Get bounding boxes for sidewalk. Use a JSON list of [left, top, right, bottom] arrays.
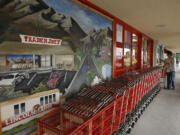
[[130, 67, 180, 135]]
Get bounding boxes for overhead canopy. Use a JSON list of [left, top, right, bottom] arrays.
[[88, 0, 180, 53], [0, 41, 74, 55]]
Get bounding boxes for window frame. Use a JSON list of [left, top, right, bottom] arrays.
[[53, 94, 56, 102], [40, 97, 44, 106], [142, 37, 152, 68], [49, 95, 52, 104], [132, 33, 138, 67], [123, 29, 132, 71], [20, 102, 26, 113], [14, 104, 19, 115], [45, 96, 48, 105]]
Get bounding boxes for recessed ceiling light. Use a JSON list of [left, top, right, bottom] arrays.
[[156, 24, 166, 28]]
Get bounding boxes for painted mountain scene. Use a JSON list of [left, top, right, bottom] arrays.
[[0, 0, 113, 98]]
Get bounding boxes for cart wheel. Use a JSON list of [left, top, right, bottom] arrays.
[[135, 117, 138, 122], [131, 122, 135, 128], [126, 127, 131, 134]]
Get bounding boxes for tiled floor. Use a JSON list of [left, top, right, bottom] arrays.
[[131, 67, 180, 135]]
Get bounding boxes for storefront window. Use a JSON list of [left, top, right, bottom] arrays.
[[156, 45, 163, 65], [143, 39, 148, 66], [6, 54, 40, 69], [147, 41, 151, 67], [7, 55, 23, 66], [41, 55, 51, 67], [124, 30, 132, 44], [124, 44, 131, 68], [24, 55, 33, 64], [142, 38, 151, 68], [124, 30, 132, 68], [132, 34, 138, 66]]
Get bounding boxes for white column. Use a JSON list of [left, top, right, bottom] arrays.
[[52, 55, 56, 68]]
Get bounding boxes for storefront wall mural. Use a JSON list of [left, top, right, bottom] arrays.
[[0, 0, 112, 134]]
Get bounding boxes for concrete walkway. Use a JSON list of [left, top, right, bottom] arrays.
[[130, 67, 180, 135]]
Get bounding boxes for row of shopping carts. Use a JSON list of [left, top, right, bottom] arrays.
[[38, 67, 162, 135]]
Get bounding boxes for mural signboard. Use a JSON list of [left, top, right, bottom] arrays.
[[19, 34, 62, 46], [0, 0, 113, 134]]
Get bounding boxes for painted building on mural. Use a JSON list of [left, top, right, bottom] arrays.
[[0, 89, 60, 134], [0, 39, 75, 71]]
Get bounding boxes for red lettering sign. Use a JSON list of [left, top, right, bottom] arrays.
[[19, 34, 62, 46], [2, 104, 54, 128]]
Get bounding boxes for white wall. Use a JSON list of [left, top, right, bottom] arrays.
[[1, 91, 60, 132], [55, 55, 74, 70]]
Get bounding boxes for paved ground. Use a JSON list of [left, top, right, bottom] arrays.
[[131, 67, 180, 135]]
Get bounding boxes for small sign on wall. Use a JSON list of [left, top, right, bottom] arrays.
[[116, 24, 123, 43], [116, 47, 123, 59], [116, 47, 123, 68], [19, 34, 62, 46]]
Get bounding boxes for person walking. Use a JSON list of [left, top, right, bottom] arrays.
[[170, 53, 176, 90], [163, 51, 172, 90]]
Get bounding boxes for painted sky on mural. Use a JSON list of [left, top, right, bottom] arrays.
[[7, 55, 39, 59], [43, 0, 112, 33]]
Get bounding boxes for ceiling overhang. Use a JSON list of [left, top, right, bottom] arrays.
[[87, 0, 180, 53]]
